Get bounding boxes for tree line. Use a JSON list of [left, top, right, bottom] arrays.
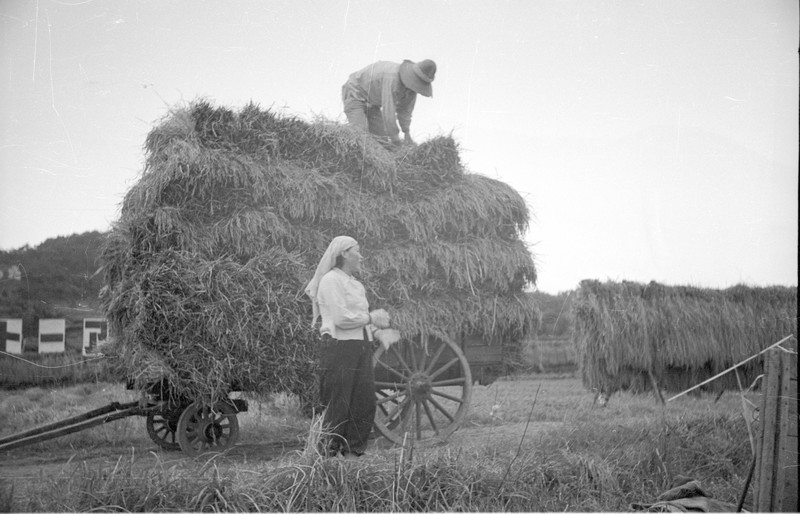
[[0, 231, 106, 336]]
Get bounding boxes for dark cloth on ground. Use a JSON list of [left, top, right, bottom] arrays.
[[631, 479, 743, 512]]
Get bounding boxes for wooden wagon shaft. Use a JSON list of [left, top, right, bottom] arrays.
[[0, 401, 146, 452]]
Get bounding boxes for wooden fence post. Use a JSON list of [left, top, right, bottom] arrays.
[[753, 339, 798, 512]]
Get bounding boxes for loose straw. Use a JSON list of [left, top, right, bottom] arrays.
[[667, 335, 795, 402]]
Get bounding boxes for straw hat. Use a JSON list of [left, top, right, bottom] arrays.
[[399, 59, 436, 97]]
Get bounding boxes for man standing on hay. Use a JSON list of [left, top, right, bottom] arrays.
[[342, 59, 436, 147]]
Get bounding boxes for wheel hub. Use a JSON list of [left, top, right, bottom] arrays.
[[198, 418, 224, 442], [408, 372, 432, 399]]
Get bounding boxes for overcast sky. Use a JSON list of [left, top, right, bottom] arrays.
[[1, 0, 797, 293]]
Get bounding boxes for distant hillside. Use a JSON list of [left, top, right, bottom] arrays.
[[0, 231, 107, 334]]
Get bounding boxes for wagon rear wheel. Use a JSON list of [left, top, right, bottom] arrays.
[[176, 401, 240, 456], [373, 334, 472, 447]]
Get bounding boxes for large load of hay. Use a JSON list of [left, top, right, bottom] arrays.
[[573, 280, 797, 397], [100, 100, 538, 404]]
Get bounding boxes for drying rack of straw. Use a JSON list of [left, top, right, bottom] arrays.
[[573, 279, 796, 402]]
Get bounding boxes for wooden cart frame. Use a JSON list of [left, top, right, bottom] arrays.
[[0, 378, 247, 457]]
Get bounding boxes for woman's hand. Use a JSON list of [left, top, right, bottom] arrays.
[[374, 328, 401, 350], [369, 308, 391, 329]]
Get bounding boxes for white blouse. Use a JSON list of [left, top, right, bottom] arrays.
[[316, 268, 373, 341]]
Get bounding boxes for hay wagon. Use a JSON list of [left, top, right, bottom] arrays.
[[78, 101, 539, 456]]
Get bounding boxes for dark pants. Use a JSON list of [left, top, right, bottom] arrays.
[[318, 337, 376, 454]]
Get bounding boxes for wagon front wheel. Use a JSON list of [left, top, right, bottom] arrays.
[[373, 334, 472, 447], [176, 401, 240, 456], [146, 410, 182, 451]]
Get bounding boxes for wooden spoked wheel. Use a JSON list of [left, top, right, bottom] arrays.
[[176, 401, 240, 456], [146, 410, 182, 451], [373, 334, 472, 447]]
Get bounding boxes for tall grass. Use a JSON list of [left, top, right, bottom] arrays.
[[7, 414, 749, 512], [2, 376, 753, 512]]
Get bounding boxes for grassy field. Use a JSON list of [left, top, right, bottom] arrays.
[[0, 372, 754, 512]]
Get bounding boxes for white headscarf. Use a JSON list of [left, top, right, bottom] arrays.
[[305, 235, 358, 326]]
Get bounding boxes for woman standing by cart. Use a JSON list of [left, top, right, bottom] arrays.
[[305, 236, 390, 458]]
